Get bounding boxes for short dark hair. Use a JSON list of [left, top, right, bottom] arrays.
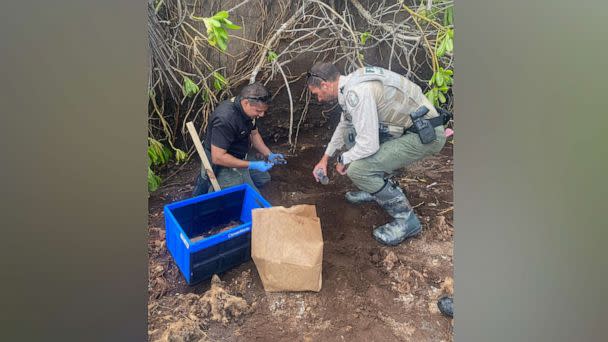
[[239, 82, 271, 105], [306, 62, 340, 87]]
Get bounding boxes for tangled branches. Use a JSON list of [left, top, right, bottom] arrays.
[[148, 0, 454, 157]]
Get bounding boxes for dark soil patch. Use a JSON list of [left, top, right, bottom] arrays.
[[148, 126, 454, 341]]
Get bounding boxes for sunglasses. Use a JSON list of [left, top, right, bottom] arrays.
[[306, 71, 327, 82], [245, 94, 271, 104]]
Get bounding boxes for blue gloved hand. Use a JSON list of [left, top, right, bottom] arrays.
[[248, 161, 274, 172], [268, 152, 287, 165]]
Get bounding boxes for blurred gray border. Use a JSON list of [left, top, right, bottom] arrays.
[[1, 1, 607, 341], [0, 2, 147, 340], [456, 0, 606, 341]]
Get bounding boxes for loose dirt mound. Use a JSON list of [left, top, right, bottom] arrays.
[[149, 274, 252, 341], [200, 275, 250, 323], [157, 319, 207, 342]]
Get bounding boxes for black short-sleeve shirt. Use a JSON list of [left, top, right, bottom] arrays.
[[203, 96, 256, 160]]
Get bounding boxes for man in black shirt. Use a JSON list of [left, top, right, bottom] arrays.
[[192, 83, 285, 195]]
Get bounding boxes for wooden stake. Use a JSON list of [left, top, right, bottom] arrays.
[[186, 121, 221, 192]]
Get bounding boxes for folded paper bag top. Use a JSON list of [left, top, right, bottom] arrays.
[[251, 205, 323, 292]]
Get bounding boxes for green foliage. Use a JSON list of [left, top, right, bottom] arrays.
[[436, 28, 454, 57], [360, 32, 370, 45], [212, 72, 227, 91], [147, 138, 187, 192], [148, 138, 173, 166], [175, 149, 187, 163], [426, 67, 453, 106], [148, 166, 162, 192], [443, 6, 454, 26], [196, 10, 242, 51], [182, 76, 199, 98], [429, 67, 453, 87], [423, 3, 454, 108], [267, 50, 278, 62], [201, 89, 210, 103]]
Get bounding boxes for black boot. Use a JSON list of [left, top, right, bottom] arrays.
[[345, 191, 375, 204], [192, 173, 210, 197], [372, 181, 421, 246]]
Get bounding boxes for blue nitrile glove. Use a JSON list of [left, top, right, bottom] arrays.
[[268, 152, 287, 165], [248, 161, 274, 172]]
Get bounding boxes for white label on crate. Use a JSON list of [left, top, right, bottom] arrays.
[[180, 232, 190, 249], [228, 227, 248, 239]]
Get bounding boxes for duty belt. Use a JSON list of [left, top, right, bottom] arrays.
[[405, 108, 453, 134]]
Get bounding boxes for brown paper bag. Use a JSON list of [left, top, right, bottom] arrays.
[[251, 205, 323, 292]]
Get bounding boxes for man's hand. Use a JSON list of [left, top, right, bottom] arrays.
[[268, 152, 286, 165], [335, 162, 348, 175], [248, 161, 274, 172]]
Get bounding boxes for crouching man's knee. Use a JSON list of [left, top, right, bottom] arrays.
[[251, 171, 271, 188], [346, 160, 386, 194], [346, 160, 366, 184]]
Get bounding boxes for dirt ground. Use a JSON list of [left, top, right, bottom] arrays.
[[148, 123, 454, 341]]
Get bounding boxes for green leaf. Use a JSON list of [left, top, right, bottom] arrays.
[[425, 88, 437, 106], [437, 38, 447, 57], [213, 72, 227, 91], [429, 73, 436, 86], [438, 91, 446, 103], [360, 31, 370, 45], [424, 89, 432, 102], [267, 50, 278, 62], [175, 149, 187, 163], [448, 8, 454, 26], [216, 37, 227, 51], [435, 72, 444, 87], [201, 89, 210, 102], [443, 7, 454, 26], [182, 76, 199, 98], [444, 75, 452, 86], [161, 145, 173, 163], [209, 18, 221, 27], [148, 167, 161, 192], [213, 10, 229, 20], [202, 18, 212, 32], [446, 37, 453, 52], [216, 27, 228, 41], [207, 32, 217, 47], [148, 147, 158, 165], [444, 69, 453, 76], [222, 20, 241, 30], [148, 138, 169, 166]]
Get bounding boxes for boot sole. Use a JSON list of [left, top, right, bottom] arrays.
[[345, 199, 375, 205], [372, 226, 422, 246]]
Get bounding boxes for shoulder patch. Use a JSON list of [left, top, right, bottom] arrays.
[[346, 90, 359, 107]]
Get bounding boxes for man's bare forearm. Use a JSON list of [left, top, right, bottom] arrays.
[[211, 145, 250, 168]]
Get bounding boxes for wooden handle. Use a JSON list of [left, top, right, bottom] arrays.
[[186, 121, 221, 192]]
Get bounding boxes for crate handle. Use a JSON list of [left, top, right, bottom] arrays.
[[180, 232, 190, 249]]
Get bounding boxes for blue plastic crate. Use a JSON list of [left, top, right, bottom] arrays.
[[164, 183, 271, 284]]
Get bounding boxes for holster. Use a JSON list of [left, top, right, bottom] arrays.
[[406, 107, 453, 144]]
